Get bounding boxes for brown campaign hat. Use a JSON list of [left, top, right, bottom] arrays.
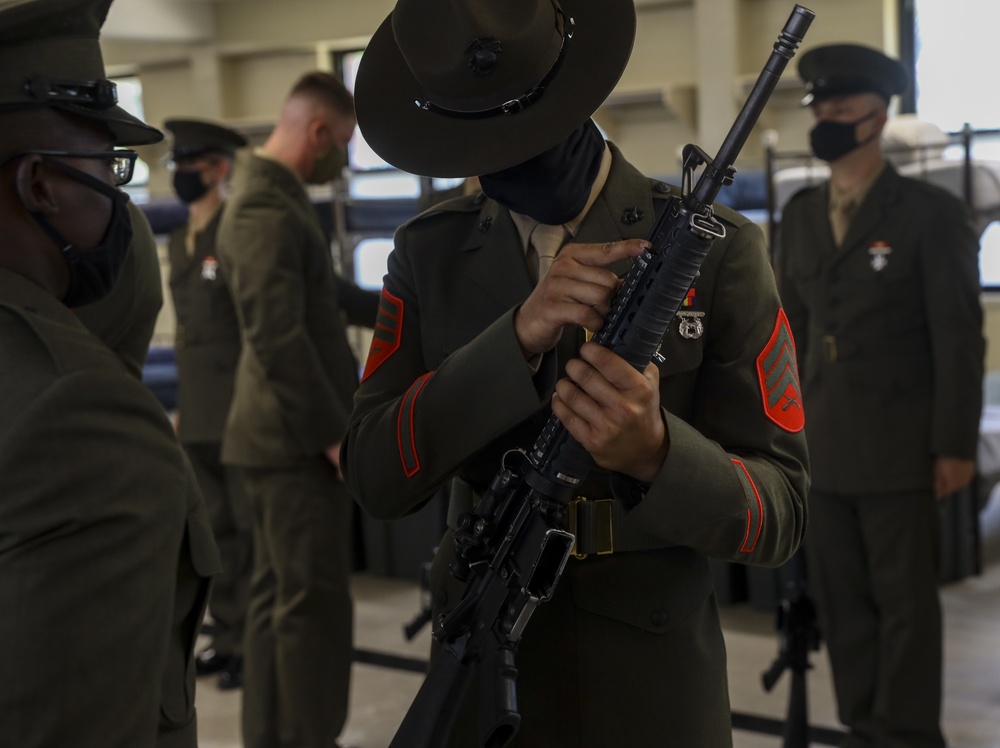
[[354, 0, 635, 178], [0, 0, 162, 145], [164, 119, 248, 161], [798, 43, 909, 106]]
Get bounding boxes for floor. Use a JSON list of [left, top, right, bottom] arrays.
[[195, 495, 1000, 748]]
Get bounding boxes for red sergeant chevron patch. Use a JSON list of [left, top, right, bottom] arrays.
[[755, 309, 804, 433], [361, 288, 404, 383]]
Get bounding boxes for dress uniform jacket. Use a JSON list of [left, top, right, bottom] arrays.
[[74, 200, 164, 379], [168, 209, 240, 444], [218, 151, 377, 748], [777, 165, 984, 494], [219, 152, 376, 466], [342, 144, 809, 746], [0, 268, 220, 748]]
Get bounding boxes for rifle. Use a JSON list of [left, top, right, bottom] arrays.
[[390, 7, 815, 747], [761, 551, 821, 748], [402, 555, 434, 642]]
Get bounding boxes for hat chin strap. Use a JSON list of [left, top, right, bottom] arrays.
[[415, 14, 575, 120]]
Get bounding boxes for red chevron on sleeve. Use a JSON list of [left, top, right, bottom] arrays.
[[362, 288, 404, 383], [756, 309, 805, 433]]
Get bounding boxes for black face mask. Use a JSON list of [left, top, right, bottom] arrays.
[[479, 119, 606, 225], [809, 110, 880, 163], [173, 169, 210, 204], [29, 160, 134, 308]]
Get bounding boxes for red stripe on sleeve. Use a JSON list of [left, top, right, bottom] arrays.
[[733, 459, 765, 553], [397, 372, 433, 477]]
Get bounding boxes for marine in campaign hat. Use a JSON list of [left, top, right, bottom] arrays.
[[354, 0, 636, 177], [798, 42, 909, 105], [344, 0, 811, 745]]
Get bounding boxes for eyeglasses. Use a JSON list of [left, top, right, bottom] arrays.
[[0, 149, 139, 187]]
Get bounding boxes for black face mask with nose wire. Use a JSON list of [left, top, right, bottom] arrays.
[[13, 156, 134, 307], [173, 169, 210, 204], [479, 118, 606, 225], [809, 109, 880, 163]]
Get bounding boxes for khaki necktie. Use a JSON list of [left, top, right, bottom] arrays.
[[830, 198, 857, 247], [528, 222, 568, 284]]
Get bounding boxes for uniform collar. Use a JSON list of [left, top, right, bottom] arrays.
[[828, 158, 886, 214], [508, 144, 614, 253], [829, 163, 903, 262], [252, 146, 304, 185], [0, 267, 81, 322], [187, 201, 223, 240]]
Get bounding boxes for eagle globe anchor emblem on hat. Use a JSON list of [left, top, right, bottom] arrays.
[[353, 0, 637, 178]]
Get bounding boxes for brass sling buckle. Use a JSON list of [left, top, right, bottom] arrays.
[[567, 497, 615, 559]]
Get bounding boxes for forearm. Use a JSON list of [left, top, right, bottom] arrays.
[[344, 308, 554, 519]]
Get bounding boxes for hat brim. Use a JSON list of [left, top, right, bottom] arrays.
[[355, 0, 635, 178], [55, 100, 163, 146]]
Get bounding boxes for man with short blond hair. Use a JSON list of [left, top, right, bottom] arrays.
[[218, 70, 378, 748]]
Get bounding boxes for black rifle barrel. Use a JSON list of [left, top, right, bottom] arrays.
[[694, 4, 816, 206], [533, 4, 814, 483]]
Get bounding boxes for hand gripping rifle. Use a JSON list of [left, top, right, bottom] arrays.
[[390, 7, 815, 747]]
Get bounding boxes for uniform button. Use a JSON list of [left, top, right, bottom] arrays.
[[474, 191, 486, 205], [654, 182, 672, 194], [650, 609, 669, 627], [621, 207, 644, 225]]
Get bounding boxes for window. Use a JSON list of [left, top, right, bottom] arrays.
[[907, 0, 1000, 287], [335, 49, 464, 292], [911, 0, 1000, 134]]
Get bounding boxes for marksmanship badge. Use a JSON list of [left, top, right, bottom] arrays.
[[868, 241, 892, 272], [201, 256, 219, 281], [677, 311, 705, 340]]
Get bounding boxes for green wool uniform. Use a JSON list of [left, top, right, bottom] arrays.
[[0, 268, 221, 748], [218, 151, 378, 748], [168, 207, 251, 663], [343, 144, 810, 747], [777, 164, 984, 747], [75, 200, 163, 378]]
